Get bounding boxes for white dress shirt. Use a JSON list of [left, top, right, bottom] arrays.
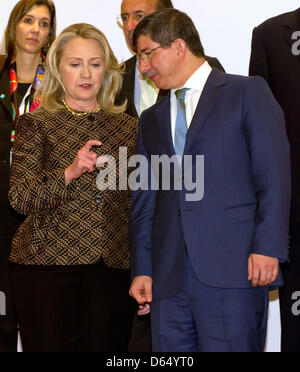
[[170, 61, 212, 145], [134, 63, 159, 117]]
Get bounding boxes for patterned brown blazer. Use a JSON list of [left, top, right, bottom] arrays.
[[9, 109, 138, 268]]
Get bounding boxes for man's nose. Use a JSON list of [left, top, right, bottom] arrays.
[[139, 59, 151, 74], [127, 15, 139, 31]]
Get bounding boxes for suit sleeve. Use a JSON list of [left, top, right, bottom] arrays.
[[130, 116, 157, 279], [249, 27, 271, 85], [9, 114, 78, 215], [244, 77, 291, 262]]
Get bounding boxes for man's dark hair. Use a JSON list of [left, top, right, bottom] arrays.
[[133, 9, 205, 58], [156, 0, 174, 10]]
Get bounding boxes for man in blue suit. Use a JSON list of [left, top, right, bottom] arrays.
[[129, 9, 291, 352]]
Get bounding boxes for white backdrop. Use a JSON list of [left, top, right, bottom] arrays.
[[1, 0, 299, 353]]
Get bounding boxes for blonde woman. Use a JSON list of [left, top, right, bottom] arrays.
[[9, 23, 138, 352]]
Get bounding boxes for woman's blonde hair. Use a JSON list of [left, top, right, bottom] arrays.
[[36, 23, 126, 114], [0, 0, 56, 72]]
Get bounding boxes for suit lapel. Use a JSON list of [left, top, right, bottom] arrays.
[[124, 56, 139, 118], [155, 93, 175, 157], [184, 69, 226, 154], [157, 88, 169, 102]]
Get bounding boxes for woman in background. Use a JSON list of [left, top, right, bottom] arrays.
[[0, 0, 56, 352], [9, 23, 137, 352]]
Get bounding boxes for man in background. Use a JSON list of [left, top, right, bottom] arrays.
[[249, 7, 300, 352], [116, 0, 225, 118]]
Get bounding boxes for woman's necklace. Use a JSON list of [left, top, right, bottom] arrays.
[[17, 75, 34, 84], [62, 99, 101, 117]]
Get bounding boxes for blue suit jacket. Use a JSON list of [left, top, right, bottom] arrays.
[[130, 68, 291, 300]]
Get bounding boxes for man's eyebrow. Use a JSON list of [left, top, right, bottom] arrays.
[[121, 10, 145, 15]]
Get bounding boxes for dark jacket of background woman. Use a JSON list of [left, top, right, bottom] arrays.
[[0, 60, 21, 216], [0, 58, 25, 353]]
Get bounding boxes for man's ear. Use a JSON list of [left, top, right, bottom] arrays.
[[172, 39, 187, 60]]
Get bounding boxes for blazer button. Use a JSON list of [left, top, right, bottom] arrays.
[[88, 114, 95, 122], [95, 195, 102, 204], [177, 210, 181, 217]]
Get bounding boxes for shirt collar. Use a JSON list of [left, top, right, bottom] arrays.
[[171, 60, 212, 96]]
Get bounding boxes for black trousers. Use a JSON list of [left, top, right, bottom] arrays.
[[279, 223, 300, 352], [12, 260, 135, 352], [128, 313, 152, 352], [0, 207, 21, 353]]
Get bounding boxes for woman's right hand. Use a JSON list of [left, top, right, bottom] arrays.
[[65, 140, 102, 186]]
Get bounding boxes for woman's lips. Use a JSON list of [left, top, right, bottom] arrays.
[[79, 84, 92, 90], [26, 38, 39, 43]]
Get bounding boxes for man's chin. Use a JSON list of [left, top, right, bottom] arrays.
[[148, 75, 167, 90]]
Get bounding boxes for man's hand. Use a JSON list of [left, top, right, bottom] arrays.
[[248, 254, 279, 287], [129, 276, 153, 306]]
